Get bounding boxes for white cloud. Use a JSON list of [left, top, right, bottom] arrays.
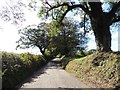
[[0, 23, 41, 54], [0, 23, 19, 52]]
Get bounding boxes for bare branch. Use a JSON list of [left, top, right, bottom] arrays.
[[45, 1, 52, 7]]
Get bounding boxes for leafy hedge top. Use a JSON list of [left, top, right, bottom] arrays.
[[1, 51, 46, 88]]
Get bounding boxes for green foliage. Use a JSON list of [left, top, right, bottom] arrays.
[[47, 18, 88, 57], [16, 23, 50, 57], [1, 52, 46, 88], [17, 23, 48, 49], [17, 18, 88, 58], [38, 1, 120, 52]]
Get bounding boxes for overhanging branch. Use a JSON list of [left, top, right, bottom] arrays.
[[69, 4, 90, 14], [59, 9, 70, 22], [45, 2, 90, 22], [109, 1, 120, 17], [111, 16, 120, 24], [46, 2, 69, 13]]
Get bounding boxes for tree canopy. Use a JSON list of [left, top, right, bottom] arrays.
[[16, 23, 49, 57], [17, 18, 88, 58], [47, 18, 88, 57], [38, 0, 120, 52]]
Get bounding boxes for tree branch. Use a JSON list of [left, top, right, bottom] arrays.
[[59, 4, 90, 23], [109, 1, 120, 15], [69, 4, 90, 14], [46, 2, 69, 13], [111, 16, 120, 24], [83, 13, 86, 35], [59, 9, 70, 22], [37, 45, 45, 55], [45, 2, 90, 22], [88, 2, 103, 17]]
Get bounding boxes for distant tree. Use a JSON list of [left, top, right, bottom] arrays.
[[47, 18, 88, 57], [17, 18, 88, 58], [16, 23, 49, 58]]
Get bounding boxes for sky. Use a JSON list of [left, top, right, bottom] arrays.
[[0, 0, 41, 54], [0, 0, 119, 54]]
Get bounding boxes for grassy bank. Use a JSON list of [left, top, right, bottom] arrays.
[[0, 52, 47, 89], [61, 52, 120, 88]]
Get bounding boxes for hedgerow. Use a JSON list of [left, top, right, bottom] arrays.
[[1, 52, 47, 89], [64, 52, 120, 88]]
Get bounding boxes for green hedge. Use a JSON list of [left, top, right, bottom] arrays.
[[1, 52, 47, 89]]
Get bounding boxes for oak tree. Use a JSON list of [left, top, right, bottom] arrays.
[[39, 0, 120, 52], [47, 18, 88, 57], [16, 23, 49, 58]]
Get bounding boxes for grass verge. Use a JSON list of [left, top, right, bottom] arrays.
[[61, 52, 120, 88]]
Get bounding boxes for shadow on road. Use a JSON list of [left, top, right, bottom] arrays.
[[18, 59, 62, 88], [47, 60, 61, 69]]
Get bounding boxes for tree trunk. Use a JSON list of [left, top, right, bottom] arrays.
[[90, 14, 112, 52], [38, 46, 47, 59]]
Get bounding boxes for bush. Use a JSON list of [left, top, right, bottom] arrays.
[[1, 52, 47, 89]]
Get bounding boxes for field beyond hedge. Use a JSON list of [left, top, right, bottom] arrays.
[[0, 52, 47, 89], [62, 52, 120, 88]]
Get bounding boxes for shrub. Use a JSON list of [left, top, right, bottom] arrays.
[[1, 52, 47, 89]]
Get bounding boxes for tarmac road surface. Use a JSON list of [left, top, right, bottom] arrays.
[[19, 58, 89, 89]]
